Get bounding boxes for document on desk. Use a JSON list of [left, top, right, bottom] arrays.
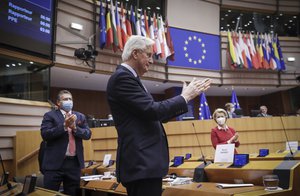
[[216, 183, 254, 189], [80, 175, 103, 181]]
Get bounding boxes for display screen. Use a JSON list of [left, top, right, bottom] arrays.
[[259, 149, 269, 157], [233, 154, 249, 167], [0, 0, 55, 58], [173, 156, 184, 167]]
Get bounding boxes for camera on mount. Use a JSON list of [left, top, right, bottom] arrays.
[[74, 45, 98, 61]]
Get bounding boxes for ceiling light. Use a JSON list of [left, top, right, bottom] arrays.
[[30, 61, 34, 64], [156, 7, 160, 10], [287, 57, 295, 62], [279, 13, 283, 16], [18, 63, 22, 66], [266, 15, 270, 18], [225, 14, 228, 17], [147, 7, 151, 10], [70, 22, 83, 31], [221, 18, 224, 20], [293, 16, 297, 18], [6, 64, 10, 67], [228, 10, 231, 12], [12, 63, 16, 66]]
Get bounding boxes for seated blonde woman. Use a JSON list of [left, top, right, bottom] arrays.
[[211, 108, 240, 154]]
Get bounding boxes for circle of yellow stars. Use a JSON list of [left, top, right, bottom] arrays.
[[183, 35, 207, 65]]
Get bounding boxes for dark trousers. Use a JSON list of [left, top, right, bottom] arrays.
[[44, 157, 81, 196], [123, 178, 162, 196]]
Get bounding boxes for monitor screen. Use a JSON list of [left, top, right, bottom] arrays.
[[233, 154, 249, 167], [0, 0, 55, 58]]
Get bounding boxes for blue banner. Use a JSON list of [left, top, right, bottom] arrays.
[[167, 27, 220, 70], [199, 93, 211, 120]]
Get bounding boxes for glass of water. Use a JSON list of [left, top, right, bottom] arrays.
[[263, 174, 279, 190]]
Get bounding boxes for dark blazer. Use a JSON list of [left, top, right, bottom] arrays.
[[257, 113, 272, 117], [227, 111, 237, 118], [40, 109, 91, 170], [107, 65, 188, 183]]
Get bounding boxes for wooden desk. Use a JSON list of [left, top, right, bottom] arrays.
[[0, 182, 65, 196], [162, 182, 265, 196]]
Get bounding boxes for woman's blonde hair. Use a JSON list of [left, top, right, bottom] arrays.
[[212, 108, 228, 120]]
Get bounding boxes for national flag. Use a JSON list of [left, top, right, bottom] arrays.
[[160, 16, 170, 58], [115, 0, 123, 50], [165, 20, 175, 61], [256, 33, 264, 69], [105, 0, 113, 48], [231, 90, 240, 109], [110, 0, 118, 52], [272, 36, 281, 70], [262, 33, 270, 69], [120, 2, 128, 45], [157, 15, 165, 58], [124, 3, 132, 37], [148, 12, 157, 53], [167, 27, 220, 70], [233, 32, 244, 68], [267, 34, 277, 70], [243, 34, 252, 69], [238, 31, 248, 68], [140, 9, 147, 37], [227, 31, 237, 68], [153, 13, 161, 56], [199, 93, 211, 120], [129, 5, 136, 35], [144, 10, 150, 38], [249, 33, 260, 69], [276, 36, 286, 70], [98, 1, 106, 49], [135, 7, 141, 36]]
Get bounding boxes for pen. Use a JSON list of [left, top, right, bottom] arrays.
[[197, 184, 202, 188]]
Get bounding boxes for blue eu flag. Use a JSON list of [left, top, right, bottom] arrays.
[[231, 90, 240, 109], [199, 93, 211, 120], [99, 1, 106, 49], [167, 27, 220, 71]]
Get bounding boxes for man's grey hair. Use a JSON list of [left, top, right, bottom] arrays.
[[121, 35, 155, 61]]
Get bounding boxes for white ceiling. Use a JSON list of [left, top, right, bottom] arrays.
[[50, 67, 294, 97]]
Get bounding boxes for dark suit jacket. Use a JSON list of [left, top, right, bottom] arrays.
[[257, 113, 272, 117], [107, 65, 188, 183], [40, 109, 91, 170], [227, 111, 237, 118]]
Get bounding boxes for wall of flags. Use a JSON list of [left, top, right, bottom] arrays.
[[227, 31, 286, 71], [98, 0, 174, 60]]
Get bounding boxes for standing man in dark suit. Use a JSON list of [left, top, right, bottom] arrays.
[[107, 35, 212, 196], [41, 90, 91, 196]]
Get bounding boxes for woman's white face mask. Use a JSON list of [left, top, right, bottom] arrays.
[[216, 117, 226, 125]]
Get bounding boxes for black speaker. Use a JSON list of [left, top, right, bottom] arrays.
[[193, 161, 212, 182]]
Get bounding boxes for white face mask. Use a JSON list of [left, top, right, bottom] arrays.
[[230, 108, 235, 113], [216, 117, 226, 125]]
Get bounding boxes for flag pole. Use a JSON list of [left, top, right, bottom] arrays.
[[235, 16, 241, 32]]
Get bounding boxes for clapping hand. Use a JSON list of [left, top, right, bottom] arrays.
[[181, 78, 212, 102], [65, 114, 77, 130]]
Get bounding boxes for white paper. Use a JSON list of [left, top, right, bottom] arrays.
[[214, 144, 235, 163], [286, 141, 298, 152], [216, 183, 254, 189], [103, 154, 112, 166]]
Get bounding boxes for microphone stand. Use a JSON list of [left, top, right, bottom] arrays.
[[192, 123, 207, 165], [279, 117, 294, 160], [191, 123, 211, 182]]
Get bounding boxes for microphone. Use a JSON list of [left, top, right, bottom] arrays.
[[279, 116, 294, 160], [192, 123, 207, 165], [191, 122, 211, 182], [0, 153, 12, 190]]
